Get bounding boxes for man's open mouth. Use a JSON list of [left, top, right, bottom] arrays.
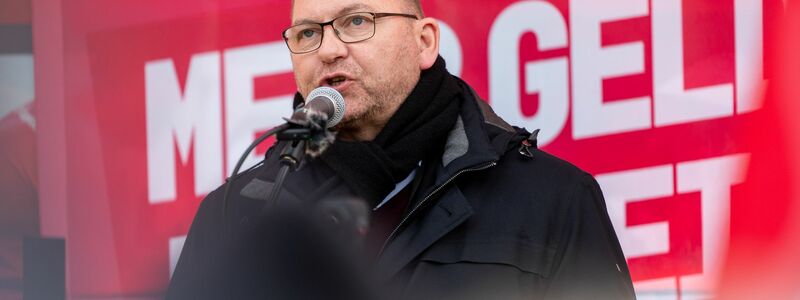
[[327, 76, 347, 87]]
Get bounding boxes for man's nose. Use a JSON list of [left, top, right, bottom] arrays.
[[317, 25, 348, 63]]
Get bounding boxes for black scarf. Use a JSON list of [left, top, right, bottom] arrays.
[[296, 57, 462, 206]]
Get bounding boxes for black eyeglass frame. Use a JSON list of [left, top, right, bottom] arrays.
[[282, 12, 419, 54]]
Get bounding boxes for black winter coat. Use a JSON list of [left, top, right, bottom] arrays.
[[167, 82, 636, 300]]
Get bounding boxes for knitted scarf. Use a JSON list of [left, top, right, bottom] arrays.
[[309, 56, 462, 206]]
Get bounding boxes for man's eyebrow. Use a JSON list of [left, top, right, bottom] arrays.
[[292, 3, 373, 26]]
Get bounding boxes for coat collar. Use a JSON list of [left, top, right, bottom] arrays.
[[376, 77, 519, 280], [427, 77, 516, 193], [376, 183, 474, 280]]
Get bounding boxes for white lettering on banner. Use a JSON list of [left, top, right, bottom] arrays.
[[488, 0, 767, 141], [652, 0, 734, 127], [142, 0, 771, 287], [145, 52, 224, 204], [596, 165, 673, 258], [438, 20, 463, 77], [633, 277, 679, 300], [141, 3, 771, 204], [597, 154, 750, 297], [224, 42, 294, 175], [677, 154, 749, 294], [489, 0, 569, 146], [734, 0, 767, 114], [570, 0, 651, 139]]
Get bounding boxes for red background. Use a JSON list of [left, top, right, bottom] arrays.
[[31, 0, 785, 298]]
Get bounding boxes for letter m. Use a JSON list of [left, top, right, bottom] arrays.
[[145, 52, 223, 204]]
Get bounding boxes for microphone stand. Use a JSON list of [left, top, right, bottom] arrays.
[[222, 121, 323, 229], [265, 127, 314, 208]]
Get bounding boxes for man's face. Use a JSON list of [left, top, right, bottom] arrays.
[[290, 0, 421, 135]]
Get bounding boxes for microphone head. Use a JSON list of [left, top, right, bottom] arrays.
[[307, 87, 346, 128]]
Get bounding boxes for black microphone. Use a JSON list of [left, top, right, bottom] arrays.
[[289, 87, 346, 129]]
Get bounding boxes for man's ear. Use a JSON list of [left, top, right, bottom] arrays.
[[416, 17, 440, 70]]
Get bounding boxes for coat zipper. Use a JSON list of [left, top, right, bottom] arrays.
[[377, 161, 497, 257]]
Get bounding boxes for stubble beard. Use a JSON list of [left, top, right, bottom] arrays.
[[334, 59, 419, 139], [325, 29, 420, 139]]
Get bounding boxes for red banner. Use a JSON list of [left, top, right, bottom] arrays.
[[33, 0, 784, 298]]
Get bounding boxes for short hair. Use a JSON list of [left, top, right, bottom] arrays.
[[408, 0, 425, 17], [290, 1, 425, 18]]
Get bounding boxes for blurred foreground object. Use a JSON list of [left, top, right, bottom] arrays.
[[0, 103, 38, 299], [22, 237, 65, 300], [718, 1, 800, 299]]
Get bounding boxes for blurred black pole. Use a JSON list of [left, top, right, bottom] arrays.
[[23, 237, 65, 300]]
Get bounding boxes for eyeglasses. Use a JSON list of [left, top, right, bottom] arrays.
[[282, 12, 419, 54]]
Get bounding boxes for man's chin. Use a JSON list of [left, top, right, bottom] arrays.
[[332, 118, 359, 132], [331, 114, 371, 139], [334, 106, 368, 129]]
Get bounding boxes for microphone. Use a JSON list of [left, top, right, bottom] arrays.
[[283, 87, 346, 158], [222, 87, 345, 223], [289, 87, 346, 129]]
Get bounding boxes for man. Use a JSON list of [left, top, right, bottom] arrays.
[[168, 0, 635, 299]]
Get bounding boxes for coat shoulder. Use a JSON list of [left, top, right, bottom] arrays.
[[495, 144, 594, 193]]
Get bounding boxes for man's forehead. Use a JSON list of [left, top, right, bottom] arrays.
[[291, 0, 398, 24]]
